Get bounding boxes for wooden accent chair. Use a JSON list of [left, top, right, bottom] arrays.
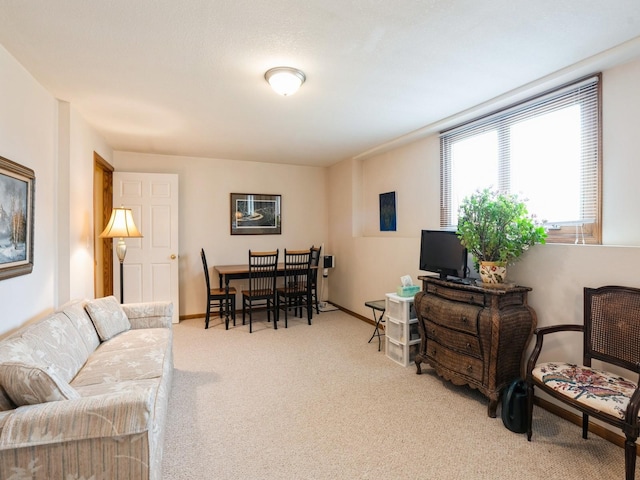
[[241, 250, 279, 333], [309, 245, 322, 315], [201, 248, 236, 330], [276, 249, 312, 328], [526, 285, 640, 480]]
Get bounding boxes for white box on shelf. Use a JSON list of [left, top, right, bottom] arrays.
[[385, 316, 404, 343], [386, 337, 421, 367], [385, 317, 420, 344], [385, 293, 417, 321]]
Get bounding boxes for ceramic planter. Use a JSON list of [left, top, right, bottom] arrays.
[[479, 261, 507, 284]]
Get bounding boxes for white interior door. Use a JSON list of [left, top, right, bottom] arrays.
[[113, 172, 179, 323]]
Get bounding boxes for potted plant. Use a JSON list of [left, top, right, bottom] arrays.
[[456, 188, 547, 284]]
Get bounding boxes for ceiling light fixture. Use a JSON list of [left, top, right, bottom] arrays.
[[264, 66, 306, 96]]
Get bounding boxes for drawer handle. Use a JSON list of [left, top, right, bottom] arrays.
[[466, 365, 473, 372], [466, 342, 472, 350], [461, 316, 468, 324], [469, 296, 474, 302]]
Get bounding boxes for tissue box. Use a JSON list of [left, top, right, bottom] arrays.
[[397, 285, 420, 297]]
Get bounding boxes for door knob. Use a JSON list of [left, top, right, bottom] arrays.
[[170, 254, 177, 260]]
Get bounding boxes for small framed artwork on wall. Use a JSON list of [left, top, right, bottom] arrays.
[[230, 193, 281, 235], [379, 191, 396, 231], [0, 155, 35, 280]]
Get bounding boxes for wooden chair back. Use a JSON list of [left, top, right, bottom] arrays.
[[248, 250, 279, 296], [283, 249, 312, 294]]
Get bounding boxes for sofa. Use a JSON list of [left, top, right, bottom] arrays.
[[0, 295, 173, 480]]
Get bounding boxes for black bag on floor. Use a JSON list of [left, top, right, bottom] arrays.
[[501, 378, 528, 433]]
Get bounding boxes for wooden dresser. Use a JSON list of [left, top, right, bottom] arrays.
[[414, 276, 536, 417]]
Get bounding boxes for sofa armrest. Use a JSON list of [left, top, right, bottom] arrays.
[[122, 301, 173, 329], [0, 386, 155, 449]]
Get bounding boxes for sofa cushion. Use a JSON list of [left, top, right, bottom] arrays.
[[85, 296, 131, 342], [0, 312, 91, 384], [59, 299, 101, 353], [0, 362, 81, 406], [71, 328, 172, 388]]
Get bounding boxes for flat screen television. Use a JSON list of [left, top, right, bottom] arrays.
[[419, 229, 468, 280]]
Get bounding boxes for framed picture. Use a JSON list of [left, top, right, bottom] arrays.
[[0, 155, 35, 280], [379, 191, 397, 231], [230, 193, 281, 235]]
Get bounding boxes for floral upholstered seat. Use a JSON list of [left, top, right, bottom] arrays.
[[532, 362, 637, 420]]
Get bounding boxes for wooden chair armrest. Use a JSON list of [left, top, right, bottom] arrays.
[[526, 324, 584, 379]]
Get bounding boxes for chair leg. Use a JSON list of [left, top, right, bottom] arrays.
[[205, 301, 211, 329], [242, 297, 247, 326], [272, 298, 278, 329], [582, 413, 589, 439], [625, 435, 637, 480], [231, 296, 236, 326], [526, 383, 534, 441]]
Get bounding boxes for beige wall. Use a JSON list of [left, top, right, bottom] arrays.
[[0, 46, 112, 335], [112, 152, 329, 319], [327, 55, 640, 421], [0, 45, 57, 333], [325, 55, 640, 433]]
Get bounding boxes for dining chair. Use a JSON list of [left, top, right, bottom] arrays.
[[309, 245, 322, 315], [241, 249, 279, 333], [276, 249, 312, 328], [201, 248, 236, 330]]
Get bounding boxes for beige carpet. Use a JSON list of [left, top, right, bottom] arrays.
[[162, 310, 635, 480]]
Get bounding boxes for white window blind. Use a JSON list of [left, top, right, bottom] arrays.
[[440, 74, 601, 244]]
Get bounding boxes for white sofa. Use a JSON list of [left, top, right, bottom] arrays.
[[0, 296, 173, 480]]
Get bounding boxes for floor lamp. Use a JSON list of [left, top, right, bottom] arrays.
[[99, 207, 143, 303]]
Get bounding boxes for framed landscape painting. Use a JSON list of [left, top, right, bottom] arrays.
[[0, 156, 35, 280], [230, 193, 281, 235]]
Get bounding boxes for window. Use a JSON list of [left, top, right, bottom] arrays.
[[440, 74, 601, 244]]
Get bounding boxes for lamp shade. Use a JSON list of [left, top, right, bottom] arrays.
[[99, 208, 143, 239], [264, 67, 305, 96]]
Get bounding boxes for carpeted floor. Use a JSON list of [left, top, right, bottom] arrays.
[[162, 309, 636, 479]]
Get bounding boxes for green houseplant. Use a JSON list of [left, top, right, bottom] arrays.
[[457, 188, 547, 283]]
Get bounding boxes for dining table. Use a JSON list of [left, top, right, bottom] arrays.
[[213, 263, 317, 324], [213, 263, 287, 289]]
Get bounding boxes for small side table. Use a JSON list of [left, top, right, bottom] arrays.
[[365, 299, 386, 351]]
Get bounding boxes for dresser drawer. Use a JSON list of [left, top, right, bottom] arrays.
[[418, 294, 481, 335], [425, 282, 485, 307], [424, 320, 481, 358], [426, 342, 483, 383]]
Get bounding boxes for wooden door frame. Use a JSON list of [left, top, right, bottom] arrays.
[[94, 152, 114, 298]]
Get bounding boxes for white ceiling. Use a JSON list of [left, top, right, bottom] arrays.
[[1, 1, 640, 167]]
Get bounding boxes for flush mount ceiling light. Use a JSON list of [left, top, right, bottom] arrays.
[[264, 66, 306, 96]]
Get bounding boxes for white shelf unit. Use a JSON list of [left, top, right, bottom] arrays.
[[384, 293, 421, 367]]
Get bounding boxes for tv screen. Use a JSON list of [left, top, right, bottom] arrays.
[[419, 230, 468, 280]]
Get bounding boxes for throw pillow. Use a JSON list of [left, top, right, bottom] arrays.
[[0, 362, 80, 406], [85, 295, 131, 341]]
